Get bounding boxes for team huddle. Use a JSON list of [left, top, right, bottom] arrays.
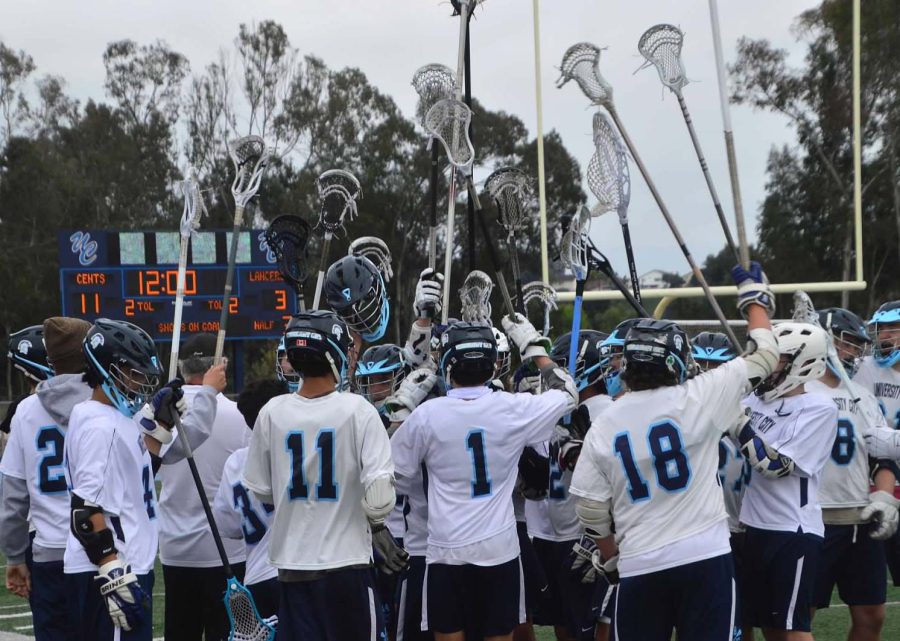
[[2, 255, 900, 641]]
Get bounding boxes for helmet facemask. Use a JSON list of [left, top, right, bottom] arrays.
[[339, 271, 389, 342], [104, 361, 160, 418]]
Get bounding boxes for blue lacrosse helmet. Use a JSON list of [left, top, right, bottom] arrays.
[[690, 332, 736, 372], [354, 343, 410, 412], [869, 301, 900, 368], [599, 318, 645, 396], [324, 255, 390, 342]]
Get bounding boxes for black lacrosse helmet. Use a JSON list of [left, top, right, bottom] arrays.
[[690, 331, 736, 371], [83, 319, 163, 417], [284, 310, 351, 385], [8, 325, 53, 383], [324, 255, 389, 342], [550, 330, 609, 392], [818, 307, 871, 376], [623, 319, 691, 386], [439, 322, 497, 384]]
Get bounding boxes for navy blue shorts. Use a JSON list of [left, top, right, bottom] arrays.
[[615, 553, 735, 641], [517, 521, 548, 616], [29, 560, 79, 641], [247, 578, 280, 621], [814, 523, 887, 608], [729, 532, 747, 628], [887, 527, 900, 587], [592, 575, 616, 625], [396, 556, 430, 641], [532, 537, 597, 639], [278, 567, 384, 641], [67, 570, 154, 641], [742, 526, 823, 632], [425, 558, 523, 636]]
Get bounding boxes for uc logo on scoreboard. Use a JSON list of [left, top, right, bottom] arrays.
[[69, 231, 98, 266]]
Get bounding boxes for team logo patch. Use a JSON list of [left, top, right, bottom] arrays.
[[706, 346, 715, 355], [332, 324, 344, 340], [17, 339, 32, 355], [90, 333, 105, 349], [673, 334, 683, 351], [295, 339, 307, 347], [342, 287, 352, 303]]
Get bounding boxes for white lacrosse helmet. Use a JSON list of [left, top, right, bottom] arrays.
[[493, 327, 511, 380], [756, 322, 828, 402]]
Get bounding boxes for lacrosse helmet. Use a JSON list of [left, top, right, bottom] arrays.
[[691, 332, 736, 372], [599, 318, 645, 396], [431, 318, 460, 353], [275, 336, 302, 393], [284, 311, 351, 386], [755, 322, 828, 402], [354, 344, 410, 411], [324, 255, 389, 342], [83, 319, 162, 418], [818, 307, 871, 377], [868, 301, 900, 368], [493, 327, 511, 380], [622, 319, 691, 387], [439, 322, 497, 385], [7, 325, 53, 383], [550, 330, 609, 392]]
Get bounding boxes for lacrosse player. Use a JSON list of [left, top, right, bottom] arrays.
[[63, 319, 170, 640], [569, 263, 779, 641], [276, 337, 301, 393], [807, 308, 897, 641], [243, 310, 405, 641], [597, 319, 645, 400], [1, 324, 54, 438], [0, 317, 91, 640], [391, 317, 579, 641]]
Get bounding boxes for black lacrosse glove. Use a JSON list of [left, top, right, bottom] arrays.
[[517, 446, 550, 500]]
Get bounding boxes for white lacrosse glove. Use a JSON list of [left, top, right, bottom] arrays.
[[731, 261, 775, 319], [138, 381, 187, 445], [384, 368, 438, 422], [94, 559, 149, 631], [502, 313, 551, 360], [861, 490, 900, 541], [569, 535, 600, 584], [414, 269, 444, 320]]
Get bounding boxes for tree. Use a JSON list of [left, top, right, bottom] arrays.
[[0, 43, 34, 144]]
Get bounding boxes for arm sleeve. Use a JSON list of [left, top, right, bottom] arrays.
[[390, 413, 423, 481], [213, 468, 244, 540], [357, 404, 394, 488], [519, 390, 573, 446], [0, 474, 31, 564], [242, 411, 274, 505], [160, 386, 218, 464], [569, 426, 613, 502], [69, 424, 124, 515]]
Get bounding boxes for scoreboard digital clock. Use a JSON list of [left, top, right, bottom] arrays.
[[58, 230, 296, 341]]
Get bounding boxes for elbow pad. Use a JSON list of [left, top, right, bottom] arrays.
[[539, 364, 579, 412], [738, 423, 795, 479], [743, 327, 779, 388], [363, 475, 396, 526], [71, 493, 116, 565], [574, 496, 613, 539]]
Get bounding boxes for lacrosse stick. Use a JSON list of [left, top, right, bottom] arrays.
[[168, 167, 206, 379], [459, 270, 494, 323], [485, 167, 534, 315], [312, 169, 361, 310], [171, 413, 276, 641], [215, 136, 269, 362], [523, 281, 558, 337], [559, 207, 592, 385], [557, 42, 740, 350], [637, 24, 742, 266], [264, 215, 311, 313], [349, 236, 393, 283], [412, 64, 455, 272], [585, 237, 649, 318], [588, 112, 640, 304]]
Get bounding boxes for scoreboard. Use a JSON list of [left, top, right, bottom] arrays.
[[58, 230, 296, 341]]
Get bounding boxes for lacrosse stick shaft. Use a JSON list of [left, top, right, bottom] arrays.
[[568, 279, 586, 379], [312, 233, 333, 311], [619, 221, 642, 305], [468, 180, 516, 317], [214, 206, 245, 362], [675, 93, 740, 265], [607, 107, 739, 347], [508, 242, 526, 315], [590, 249, 649, 317], [441, 179, 458, 324], [168, 235, 191, 379], [454, 2, 469, 94], [464, 14, 476, 274], [429, 143, 440, 270]]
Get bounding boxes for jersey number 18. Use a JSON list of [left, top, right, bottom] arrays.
[[614, 421, 691, 502]]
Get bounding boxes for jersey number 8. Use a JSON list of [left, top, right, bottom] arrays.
[[614, 421, 692, 502]]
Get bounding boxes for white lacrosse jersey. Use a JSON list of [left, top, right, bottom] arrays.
[[808, 379, 888, 509], [545, 394, 614, 542], [571, 359, 750, 577], [64, 400, 158, 574], [855, 357, 900, 430], [157, 386, 249, 568], [388, 426, 430, 557], [392, 385, 571, 566], [1, 395, 71, 552], [718, 438, 749, 533], [739, 392, 837, 536], [243, 391, 393, 570], [213, 447, 277, 586]]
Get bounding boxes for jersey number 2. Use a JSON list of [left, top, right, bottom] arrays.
[[614, 421, 691, 502], [286, 430, 338, 501], [36, 426, 67, 494]]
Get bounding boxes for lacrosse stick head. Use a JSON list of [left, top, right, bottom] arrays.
[[178, 166, 207, 238], [412, 64, 456, 129], [588, 112, 631, 222], [559, 207, 592, 281], [349, 236, 393, 284], [557, 43, 614, 108], [324, 255, 389, 342], [484, 167, 534, 235], [522, 281, 558, 337], [264, 214, 311, 294], [791, 290, 820, 326], [424, 98, 475, 170], [459, 270, 494, 323], [224, 577, 276, 641], [637, 24, 688, 93], [316, 169, 361, 236], [229, 136, 269, 208]]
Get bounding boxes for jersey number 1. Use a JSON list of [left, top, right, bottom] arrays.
[[466, 430, 492, 498], [286, 430, 338, 501], [614, 421, 691, 502]]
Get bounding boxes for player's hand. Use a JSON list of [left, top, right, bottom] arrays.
[[414, 269, 444, 320], [202, 362, 227, 393], [861, 490, 900, 540], [569, 534, 600, 584], [564, 404, 591, 441], [5, 564, 30, 599], [502, 313, 551, 360], [371, 524, 410, 575], [556, 429, 583, 471], [513, 362, 541, 394], [731, 261, 775, 319], [384, 368, 438, 422], [95, 559, 149, 631]]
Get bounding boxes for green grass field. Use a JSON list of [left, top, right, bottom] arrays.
[[0, 553, 897, 640]]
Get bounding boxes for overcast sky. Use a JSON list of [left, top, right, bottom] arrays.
[[1, 0, 820, 274]]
